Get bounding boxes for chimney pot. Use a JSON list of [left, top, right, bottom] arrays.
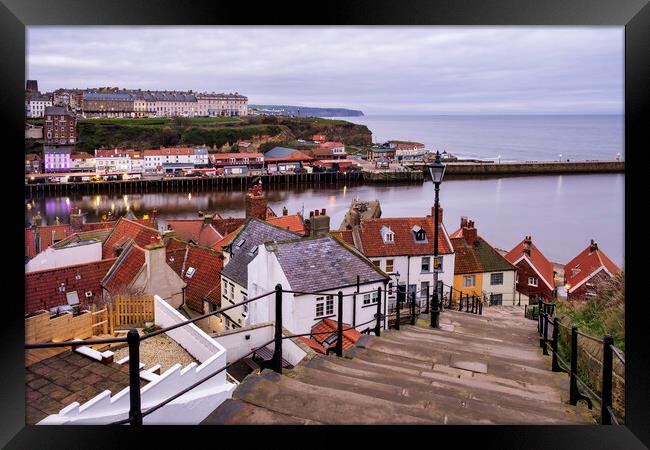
[[321, 208, 326, 216], [314, 210, 319, 217]]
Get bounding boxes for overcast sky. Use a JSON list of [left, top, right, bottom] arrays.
[[27, 26, 623, 115]]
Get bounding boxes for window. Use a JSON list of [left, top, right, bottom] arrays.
[[363, 292, 378, 305], [242, 294, 248, 315], [229, 282, 234, 297], [463, 275, 476, 287], [491, 294, 503, 305], [421, 257, 430, 272], [372, 260, 380, 268], [325, 296, 334, 315], [315, 298, 325, 317], [388, 282, 394, 295], [528, 277, 538, 287], [386, 259, 394, 273], [185, 267, 196, 278], [412, 226, 427, 242], [490, 273, 503, 285]]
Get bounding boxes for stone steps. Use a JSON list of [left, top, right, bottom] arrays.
[[203, 307, 595, 425]]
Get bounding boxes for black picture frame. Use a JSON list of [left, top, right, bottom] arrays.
[[2, 0, 648, 448]]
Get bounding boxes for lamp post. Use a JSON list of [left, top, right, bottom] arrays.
[[427, 151, 446, 328], [390, 271, 401, 329], [565, 283, 571, 302], [558, 153, 562, 162], [497, 155, 501, 164]]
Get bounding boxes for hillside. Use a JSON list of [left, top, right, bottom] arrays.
[[25, 116, 372, 152]]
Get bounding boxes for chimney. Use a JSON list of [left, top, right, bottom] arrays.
[[589, 239, 598, 252], [245, 182, 267, 220], [349, 206, 361, 228], [431, 205, 443, 224], [523, 236, 531, 255], [33, 211, 43, 228], [282, 206, 288, 216], [462, 218, 478, 246], [70, 208, 85, 231], [309, 209, 330, 238]]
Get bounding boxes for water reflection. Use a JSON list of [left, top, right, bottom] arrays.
[[25, 174, 624, 267]]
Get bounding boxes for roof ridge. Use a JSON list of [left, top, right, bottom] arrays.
[[25, 257, 118, 276]]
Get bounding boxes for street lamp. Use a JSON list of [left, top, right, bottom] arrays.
[[427, 151, 446, 328], [497, 155, 501, 164], [558, 153, 562, 162], [564, 283, 571, 302]]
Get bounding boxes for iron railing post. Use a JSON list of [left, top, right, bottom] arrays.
[[336, 291, 344, 357], [569, 326, 578, 405], [430, 286, 439, 328], [375, 287, 382, 337], [410, 292, 416, 325], [272, 284, 283, 374], [518, 291, 521, 306], [448, 285, 453, 309], [601, 335, 614, 425], [551, 317, 560, 371], [524, 304, 528, 318], [395, 285, 401, 330], [127, 328, 143, 426], [466, 294, 471, 312], [479, 297, 483, 315], [424, 285, 430, 314], [542, 313, 548, 355], [459, 292, 463, 311]]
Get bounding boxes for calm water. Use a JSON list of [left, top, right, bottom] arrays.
[[332, 115, 624, 162], [25, 173, 624, 268]]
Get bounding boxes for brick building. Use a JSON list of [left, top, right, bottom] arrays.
[[43, 106, 77, 145], [564, 240, 621, 301], [505, 235, 555, 304]]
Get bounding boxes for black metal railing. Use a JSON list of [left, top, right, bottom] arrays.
[[25, 284, 387, 425], [534, 307, 624, 425]]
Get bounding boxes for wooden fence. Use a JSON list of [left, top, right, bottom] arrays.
[[108, 294, 155, 331]]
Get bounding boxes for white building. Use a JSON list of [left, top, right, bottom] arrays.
[[196, 92, 248, 117], [344, 206, 455, 307], [27, 96, 53, 118], [219, 219, 301, 330], [143, 147, 203, 173], [246, 230, 389, 336], [94, 149, 141, 173]]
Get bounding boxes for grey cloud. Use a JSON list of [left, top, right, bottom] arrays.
[[27, 26, 623, 114]]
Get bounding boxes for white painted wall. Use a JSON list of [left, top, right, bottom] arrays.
[[248, 245, 387, 336], [38, 296, 235, 425], [483, 270, 518, 305], [26, 242, 103, 273]]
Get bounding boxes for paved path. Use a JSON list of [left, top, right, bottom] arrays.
[[203, 306, 595, 425]]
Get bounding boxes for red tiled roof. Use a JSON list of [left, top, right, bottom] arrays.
[[95, 149, 137, 158], [211, 226, 243, 251], [355, 217, 453, 257], [102, 218, 161, 260], [81, 221, 117, 232], [564, 242, 621, 293], [267, 214, 305, 235], [25, 225, 75, 259], [265, 150, 314, 163], [25, 258, 117, 313], [71, 153, 94, 160], [166, 241, 224, 312], [143, 147, 193, 156], [166, 219, 223, 248], [101, 243, 146, 295], [505, 238, 555, 290], [330, 229, 355, 246], [320, 141, 344, 148], [211, 217, 246, 237], [299, 319, 361, 355], [211, 153, 263, 160]]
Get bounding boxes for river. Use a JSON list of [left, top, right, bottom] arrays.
[[25, 173, 624, 268]]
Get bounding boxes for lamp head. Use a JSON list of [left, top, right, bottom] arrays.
[[427, 151, 446, 184]]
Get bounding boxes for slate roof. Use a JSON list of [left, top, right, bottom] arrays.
[[44, 106, 75, 117], [451, 236, 516, 275], [83, 92, 136, 101], [269, 235, 388, 294], [25, 351, 134, 425], [220, 219, 300, 287], [101, 242, 146, 295], [102, 218, 161, 260], [505, 237, 555, 290], [564, 241, 621, 293], [264, 147, 314, 162], [166, 219, 224, 248], [166, 240, 224, 312], [353, 217, 453, 257], [25, 258, 117, 313]]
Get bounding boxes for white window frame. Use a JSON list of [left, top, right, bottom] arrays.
[[421, 257, 431, 273], [528, 277, 538, 287], [463, 275, 476, 287], [490, 272, 504, 286]]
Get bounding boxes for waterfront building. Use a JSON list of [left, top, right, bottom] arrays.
[[247, 210, 389, 336], [43, 106, 77, 145], [564, 240, 621, 300], [210, 153, 265, 175], [319, 141, 346, 156], [196, 92, 248, 117], [95, 149, 142, 173], [345, 206, 455, 308], [505, 235, 556, 304], [311, 134, 327, 143], [25, 154, 42, 174], [264, 147, 314, 172], [143, 147, 198, 173], [27, 95, 53, 118], [449, 217, 518, 305], [389, 141, 427, 161], [70, 153, 96, 172], [367, 146, 396, 161], [43, 146, 73, 172]]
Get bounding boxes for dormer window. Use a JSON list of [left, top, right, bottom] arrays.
[[412, 225, 427, 242], [380, 226, 394, 244]]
